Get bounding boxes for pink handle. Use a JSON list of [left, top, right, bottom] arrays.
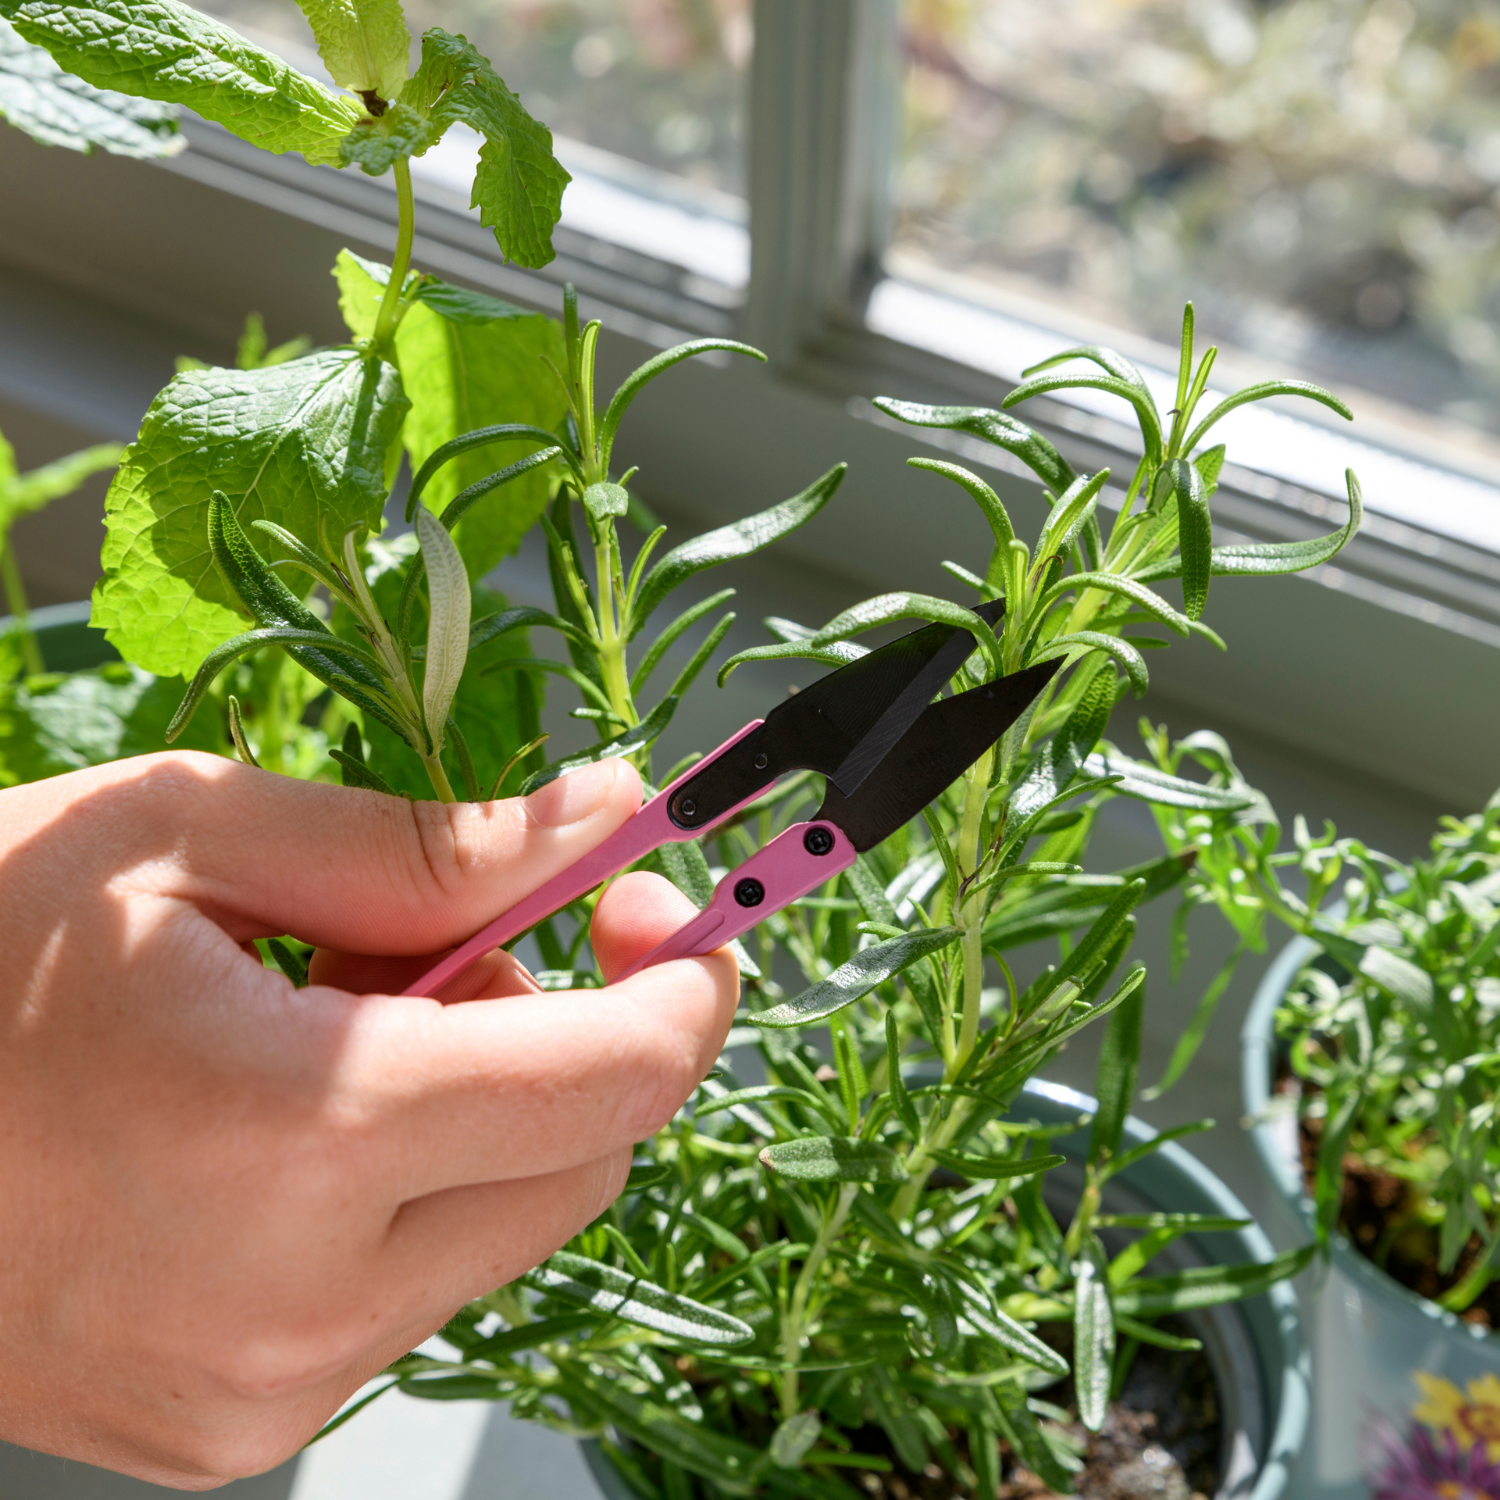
[[404, 721, 766, 999], [614, 820, 857, 981]]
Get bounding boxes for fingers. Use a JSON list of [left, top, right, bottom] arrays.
[[339, 874, 738, 1199], [375, 1148, 633, 1329], [82, 752, 644, 956], [308, 945, 541, 1000]]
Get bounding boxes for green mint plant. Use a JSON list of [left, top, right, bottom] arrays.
[[369, 312, 1358, 1496], [1144, 727, 1500, 1319]]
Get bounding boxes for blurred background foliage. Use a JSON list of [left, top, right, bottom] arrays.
[[202, 0, 751, 196], [895, 0, 1500, 437], [198, 0, 1500, 439]]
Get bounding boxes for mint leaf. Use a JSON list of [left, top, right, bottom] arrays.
[[1, 0, 362, 166], [0, 662, 223, 786], [297, 0, 408, 103], [340, 98, 440, 174], [92, 349, 408, 678], [335, 251, 565, 575], [398, 28, 568, 267], [0, 15, 180, 157]]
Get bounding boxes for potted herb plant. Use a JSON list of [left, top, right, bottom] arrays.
[[0, 2, 1372, 1495], [1116, 725, 1500, 1497]]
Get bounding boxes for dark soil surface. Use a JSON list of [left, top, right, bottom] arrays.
[[850, 1329, 1220, 1500], [1278, 1071, 1500, 1331]]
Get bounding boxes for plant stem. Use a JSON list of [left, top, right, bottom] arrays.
[[0, 536, 43, 676], [593, 530, 635, 730], [778, 1182, 858, 1418], [954, 754, 993, 1072], [892, 1095, 973, 1224], [372, 158, 416, 357], [422, 751, 457, 803]]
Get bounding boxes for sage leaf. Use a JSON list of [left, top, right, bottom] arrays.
[[298, 0, 408, 102], [1081, 751, 1255, 812], [631, 465, 845, 634], [769, 1410, 823, 1469], [871, 398, 1076, 494], [398, 28, 569, 269], [3, 0, 362, 164], [1090, 970, 1144, 1168], [759, 1136, 907, 1182], [907, 458, 1015, 554], [752, 928, 960, 1028], [582, 481, 630, 535], [1182, 379, 1353, 454], [0, 15, 181, 156], [526, 1251, 753, 1347], [957, 1296, 1068, 1376], [1171, 459, 1213, 620], [1112, 1245, 1316, 1317], [416, 505, 470, 754], [92, 350, 407, 678], [336, 252, 565, 575], [807, 593, 1002, 678], [1011, 667, 1114, 820], [927, 1150, 1066, 1181], [1035, 630, 1148, 698], [1003, 372, 1162, 462], [1073, 1239, 1114, 1432]]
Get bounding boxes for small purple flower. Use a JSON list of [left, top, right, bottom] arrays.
[[1371, 1420, 1500, 1500]]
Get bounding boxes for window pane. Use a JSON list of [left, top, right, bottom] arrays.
[[892, 0, 1500, 440], [200, 0, 750, 199]]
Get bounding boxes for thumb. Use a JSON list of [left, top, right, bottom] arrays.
[[142, 751, 642, 955]]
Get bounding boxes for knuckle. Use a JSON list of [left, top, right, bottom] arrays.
[[403, 798, 475, 904]]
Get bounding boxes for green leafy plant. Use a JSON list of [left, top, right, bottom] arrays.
[[0, 4, 1362, 1483], [1147, 731, 1500, 1324], [352, 313, 1351, 1496]]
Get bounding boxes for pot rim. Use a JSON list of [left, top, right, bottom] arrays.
[[1240, 932, 1494, 1345]]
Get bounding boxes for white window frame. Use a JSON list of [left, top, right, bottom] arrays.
[[0, 0, 1496, 811]]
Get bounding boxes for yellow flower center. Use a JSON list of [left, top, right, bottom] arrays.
[[1460, 1406, 1500, 1443]]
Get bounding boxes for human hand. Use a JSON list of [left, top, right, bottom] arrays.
[[0, 753, 737, 1489]]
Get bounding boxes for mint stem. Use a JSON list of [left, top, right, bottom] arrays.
[[0, 535, 43, 676], [373, 157, 416, 357]]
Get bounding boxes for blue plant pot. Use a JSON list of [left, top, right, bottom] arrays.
[[584, 1076, 1309, 1500], [1242, 936, 1500, 1500]]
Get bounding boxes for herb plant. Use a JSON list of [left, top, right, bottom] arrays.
[[0, 4, 1370, 1487], [1149, 738, 1500, 1324], [354, 315, 1359, 1496]]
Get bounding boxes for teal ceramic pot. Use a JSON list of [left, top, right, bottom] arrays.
[[1242, 937, 1500, 1500], [3, 599, 118, 670], [584, 1077, 1310, 1500]]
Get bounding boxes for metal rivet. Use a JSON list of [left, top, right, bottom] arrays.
[[734, 878, 765, 908], [804, 826, 834, 856], [753, 752, 769, 771], [679, 798, 697, 819]]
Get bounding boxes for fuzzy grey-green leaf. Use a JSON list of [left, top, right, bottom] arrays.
[[752, 927, 960, 1028], [759, 1135, 907, 1182], [526, 1251, 753, 1346]]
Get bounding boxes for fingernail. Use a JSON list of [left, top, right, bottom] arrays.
[[526, 759, 622, 827]]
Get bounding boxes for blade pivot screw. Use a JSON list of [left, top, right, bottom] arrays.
[[804, 826, 834, 856], [679, 798, 697, 820], [753, 752, 769, 770], [734, 878, 765, 908]]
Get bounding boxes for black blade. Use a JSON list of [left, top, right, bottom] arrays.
[[666, 598, 1006, 833], [814, 659, 1062, 852], [829, 597, 1005, 796]]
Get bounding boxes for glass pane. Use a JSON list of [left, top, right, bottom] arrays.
[[892, 0, 1500, 441], [199, 0, 750, 199]]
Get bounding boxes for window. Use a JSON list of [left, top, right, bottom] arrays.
[[197, 0, 751, 298], [890, 0, 1500, 454]]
